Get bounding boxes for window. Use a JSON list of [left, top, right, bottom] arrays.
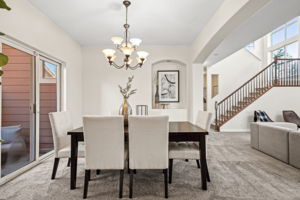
[[271, 18, 298, 46], [286, 42, 299, 58], [245, 42, 255, 51], [42, 61, 57, 79], [271, 42, 298, 58]]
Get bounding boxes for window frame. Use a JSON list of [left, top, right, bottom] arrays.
[[268, 17, 300, 62], [270, 18, 298, 47]]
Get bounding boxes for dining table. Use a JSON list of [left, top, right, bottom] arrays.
[[67, 121, 209, 190]]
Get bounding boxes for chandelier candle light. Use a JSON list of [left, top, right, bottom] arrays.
[[102, 0, 149, 70]]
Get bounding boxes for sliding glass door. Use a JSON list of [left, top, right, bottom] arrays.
[[38, 58, 60, 156], [0, 44, 35, 177], [0, 41, 62, 180]]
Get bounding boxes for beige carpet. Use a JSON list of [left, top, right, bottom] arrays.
[[1, 132, 300, 200]]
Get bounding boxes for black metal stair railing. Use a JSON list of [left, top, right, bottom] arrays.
[[215, 58, 300, 131]]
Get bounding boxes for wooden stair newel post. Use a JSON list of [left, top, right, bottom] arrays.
[[274, 57, 279, 86], [215, 101, 219, 131]]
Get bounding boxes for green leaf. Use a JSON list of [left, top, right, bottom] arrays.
[[0, 0, 11, 10], [0, 53, 8, 67], [0, 32, 5, 36]]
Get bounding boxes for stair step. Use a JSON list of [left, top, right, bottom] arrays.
[[243, 96, 255, 101], [226, 110, 236, 114], [256, 87, 267, 91], [238, 101, 248, 105], [232, 106, 242, 110], [249, 92, 259, 96]]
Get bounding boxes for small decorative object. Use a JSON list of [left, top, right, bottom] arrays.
[[157, 70, 179, 103], [118, 76, 137, 124], [136, 105, 148, 115], [102, 0, 149, 70]]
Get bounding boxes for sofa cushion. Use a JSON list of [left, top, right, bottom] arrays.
[[250, 123, 259, 149], [289, 131, 300, 169], [269, 122, 298, 130], [258, 124, 289, 163]]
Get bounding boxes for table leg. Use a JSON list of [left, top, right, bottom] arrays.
[[199, 135, 207, 190], [70, 135, 78, 190]]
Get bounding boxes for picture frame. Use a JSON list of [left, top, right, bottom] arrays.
[[157, 70, 179, 103]]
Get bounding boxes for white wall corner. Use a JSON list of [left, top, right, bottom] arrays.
[[189, 63, 204, 124]]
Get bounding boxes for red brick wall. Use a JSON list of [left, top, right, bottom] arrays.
[[2, 44, 57, 155]]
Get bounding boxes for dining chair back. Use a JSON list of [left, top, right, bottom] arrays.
[[49, 111, 73, 157], [128, 115, 169, 198], [195, 110, 213, 131], [128, 116, 169, 169], [49, 111, 84, 180], [83, 116, 125, 169], [82, 116, 125, 199]]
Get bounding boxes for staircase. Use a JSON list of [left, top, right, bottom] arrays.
[[215, 58, 300, 131]]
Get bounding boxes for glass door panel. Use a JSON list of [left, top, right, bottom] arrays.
[[1, 44, 35, 177], [38, 59, 59, 156]]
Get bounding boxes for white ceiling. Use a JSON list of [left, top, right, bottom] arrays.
[[205, 0, 300, 66], [28, 0, 224, 45]]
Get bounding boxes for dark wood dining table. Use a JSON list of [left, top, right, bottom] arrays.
[[67, 121, 209, 190]]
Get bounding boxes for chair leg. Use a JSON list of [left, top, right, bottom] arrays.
[[129, 169, 133, 199], [83, 170, 91, 199], [169, 159, 173, 184], [67, 158, 71, 167], [205, 162, 211, 182], [163, 169, 168, 198], [196, 160, 200, 169], [51, 158, 60, 180], [96, 170, 101, 175], [119, 170, 124, 198]]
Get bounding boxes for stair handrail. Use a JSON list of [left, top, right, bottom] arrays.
[[217, 61, 275, 105], [215, 58, 300, 131]]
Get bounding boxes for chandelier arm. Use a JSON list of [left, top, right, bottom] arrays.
[[127, 63, 142, 70], [111, 61, 125, 69]]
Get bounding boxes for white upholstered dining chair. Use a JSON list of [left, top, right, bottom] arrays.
[[128, 116, 169, 199], [168, 110, 212, 184], [82, 116, 125, 199], [49, 111, 85, 180]]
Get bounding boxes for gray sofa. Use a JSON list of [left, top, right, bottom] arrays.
[[250, 122, 300, 168]]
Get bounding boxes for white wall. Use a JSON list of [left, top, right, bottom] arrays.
[[189, 63, 204, 123], [221, 87, 300, 132], [0, 0, 83, 126], [82, 45, 191, 121], [206, 48, 262, 113]]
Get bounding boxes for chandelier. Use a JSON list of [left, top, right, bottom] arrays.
[[102, 0, 149, 70]]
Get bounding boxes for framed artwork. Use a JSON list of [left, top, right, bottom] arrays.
[[157, 70, 179, 103]]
